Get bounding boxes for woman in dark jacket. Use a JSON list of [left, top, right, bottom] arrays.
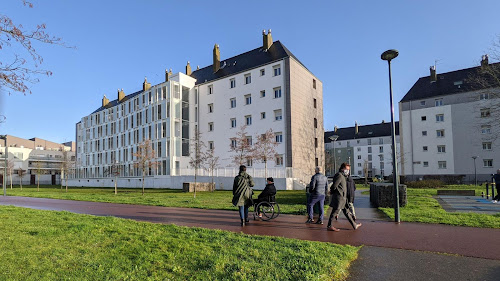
[[232, 165, 254, 226], [326, 163, 361, 231]]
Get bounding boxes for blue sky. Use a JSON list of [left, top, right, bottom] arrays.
[[1, 0, 499, 143]]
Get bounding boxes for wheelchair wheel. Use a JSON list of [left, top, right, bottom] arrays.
[[271, 203, 280, 219], [257, 202, 274, 221]]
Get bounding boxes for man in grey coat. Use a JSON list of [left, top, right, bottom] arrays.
[[327, 163, 361, 231], [306, 167, 328, 224]]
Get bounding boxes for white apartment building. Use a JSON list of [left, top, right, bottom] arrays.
[[0, 135, 75, 186], [324, 122, 400, 178], [73, 31, 324, 189], [399, 56, 500, 182]]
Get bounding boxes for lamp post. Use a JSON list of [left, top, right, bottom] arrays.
[[329, 135, 339, 174], [1, 135, 7, 196], [472, 156, 478, 186], [381, 49, 400, 223]]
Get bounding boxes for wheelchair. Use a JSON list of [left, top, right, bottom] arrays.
[[252, 195, 280, 221]]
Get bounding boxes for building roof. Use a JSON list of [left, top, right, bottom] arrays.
[[90, 41, 306, 115], [190, 40, 308, 85], [400, 62, 500, 103], [324, 122, 399, 143]]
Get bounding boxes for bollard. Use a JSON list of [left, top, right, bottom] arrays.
[[481, 191, 484, 198], [486, 183, 489, 199], [492, 182, 496, 200]]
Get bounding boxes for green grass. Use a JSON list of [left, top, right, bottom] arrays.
[[379, 185, 500, 228], [0, 205, 359, 281], [6, 185, 309, 215]]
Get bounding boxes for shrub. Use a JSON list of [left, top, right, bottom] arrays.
[[406, 179, 444, 189]]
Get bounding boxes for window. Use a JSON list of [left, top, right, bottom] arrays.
[[274, 109, 282, 121], [479, 93, 489, 100], [480, 108, 491, 118], [421, 116, 427, 121], [358, 163, 362, 167], [260, 112, 266, 119], [422, 131, 427, 136], [314, 118, 318, 128], [368, 155, 372, 161], [260, 69, 265, 76], [420, 101, 426, 106], [208, 103, 213, 113], [357, 155, 361, 159], [435, 99, 443, 106], [368, 147, 372, 153], [438, 161, 447, 169], [483, 142, 492, 150], [436, 130, 444, 137], [423, 161, 429, 167], [315, 138, 318, 148], [274, 87, 282, 98], [247, 158, 253, 167], [357, 147, 361, 152], [379, 155, 384, 161], [208, 122, 214, 132], [245, 115, 252, 125], [436, 114, 444, 122], [379, 138, 383, 144], [231, 139, 237, 148], [481, 125, 491, 134], [245, 94, 252, 105], [379, 146, 383, 153], [368, 139, 372, 145], [276, 154, 283, 166], [437, 145, 446, 153], [484, 159, 493, 167], [423, 146, 428, 151], [230, 98, 236, 108], [208, 141, 214, 150], [231, 118, 236, 128], [244, 74, 251, 84], [273, 65, 281, 76], [313, 79, 316, 89], [260, 90, 266, 98], [275, 132, 283, 143], [246, 136, 252, 145], [230, 78, 236, 88], [313, 98, 317, 108], [208, 85, 213, 95]]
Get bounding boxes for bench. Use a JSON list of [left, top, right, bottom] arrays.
[[183, 182, 215, 192], [437, 190, 475, 196]]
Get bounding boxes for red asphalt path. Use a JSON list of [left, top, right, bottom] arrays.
[[1, 196, 499, 260]]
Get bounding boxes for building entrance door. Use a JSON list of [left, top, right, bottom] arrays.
[[30, 174, 35, 185], [51, 174, 56, 185]]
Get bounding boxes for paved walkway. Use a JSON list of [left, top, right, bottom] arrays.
[[436, 195, 500, 214], [1, 195, 499, 261]]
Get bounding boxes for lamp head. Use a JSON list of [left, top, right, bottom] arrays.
[[381, 49, 399, 61], [329, 135, 339, 141]]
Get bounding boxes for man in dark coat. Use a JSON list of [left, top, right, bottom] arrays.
[[232, 165, 254, 226], [346, 174, 357, 220], [493, 169, 500, 202], [306, 167, 328, 224], [327, 163, 361, 231], [253, 177, 277, 217]]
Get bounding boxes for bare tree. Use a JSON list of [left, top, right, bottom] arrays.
[[7, 159, 14, 189], [188, 128, 207, 198], [253, 129, 279, 179], [60, 149, 73, 192], [363, 160, 369, 185], [17, 168, 25, 190], [204, 146, 220, 192], [0, 1, 69, 95], [34, 161, 44, 191], [110, 161, 122, 195], [133, 139, 159, 195], [228, 125, 254, 166]]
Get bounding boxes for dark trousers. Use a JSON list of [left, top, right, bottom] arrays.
[[307, 194, 325, 221], [238, 206, 249, 220], [328, 207, 357, 229]]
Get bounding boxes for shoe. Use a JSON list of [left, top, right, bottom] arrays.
[[306, 218, 315, 223], [353, 216, 357, 221], [493, 200, 498, 203], [327, 226, 340, 232], [240, 219, 245, 227], [335, 215, 338, 221], [315, 220, 324, 225], [354, 223, 362, 230], [258, 213, 263, 218], [245, 218, 250, 223]]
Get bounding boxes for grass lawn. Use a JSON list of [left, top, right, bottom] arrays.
[[379, 185, 500, 228], [5, 185, 309, 215], [0, 205, 359, 281]]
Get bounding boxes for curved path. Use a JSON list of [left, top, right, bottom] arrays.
[[1, 195, 499, 261]]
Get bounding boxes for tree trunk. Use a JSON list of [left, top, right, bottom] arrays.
[[211, 170, 214, 192], [65, 176, 68, 192], [19, 176, 22, 190], [194, 168, 197, 199], [114, 175, 117, 195], [264, 159, 267, 180], [9, 173, 12, 189], [37, 174, 39, 191], [142, 171, 145, 195]]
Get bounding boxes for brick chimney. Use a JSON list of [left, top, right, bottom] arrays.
[[430, 66, 437, 82], [481, 54, 489, 68], [186, 61, 192, 76], [143, 77, 151, 91], [334, 125, 338, 133], [118, 89, 125, 102], [165, 69, 172, 82], [102, 95, 109, 107], [213, 44, 220, 73], [263, 29, 273, 51], [355, 122, 359, 135]]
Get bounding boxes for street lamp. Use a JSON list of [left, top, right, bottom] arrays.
[[472, 156, 478, 186], [1, 135, 7, 196], [329, 135, 339, 174], [381, 49, 400, 223]]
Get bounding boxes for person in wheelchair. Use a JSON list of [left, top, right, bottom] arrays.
[[253, 177, 277, 218]]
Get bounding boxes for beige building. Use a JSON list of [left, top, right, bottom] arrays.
[[0, 135, 75, 186]]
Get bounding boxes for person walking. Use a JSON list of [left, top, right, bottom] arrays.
[[346, 174, 357, 221], [306, 167, 328, 225], [326, 163, 361, 231], [493, 169, 500, 203], [232, 165, 255, 226]]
